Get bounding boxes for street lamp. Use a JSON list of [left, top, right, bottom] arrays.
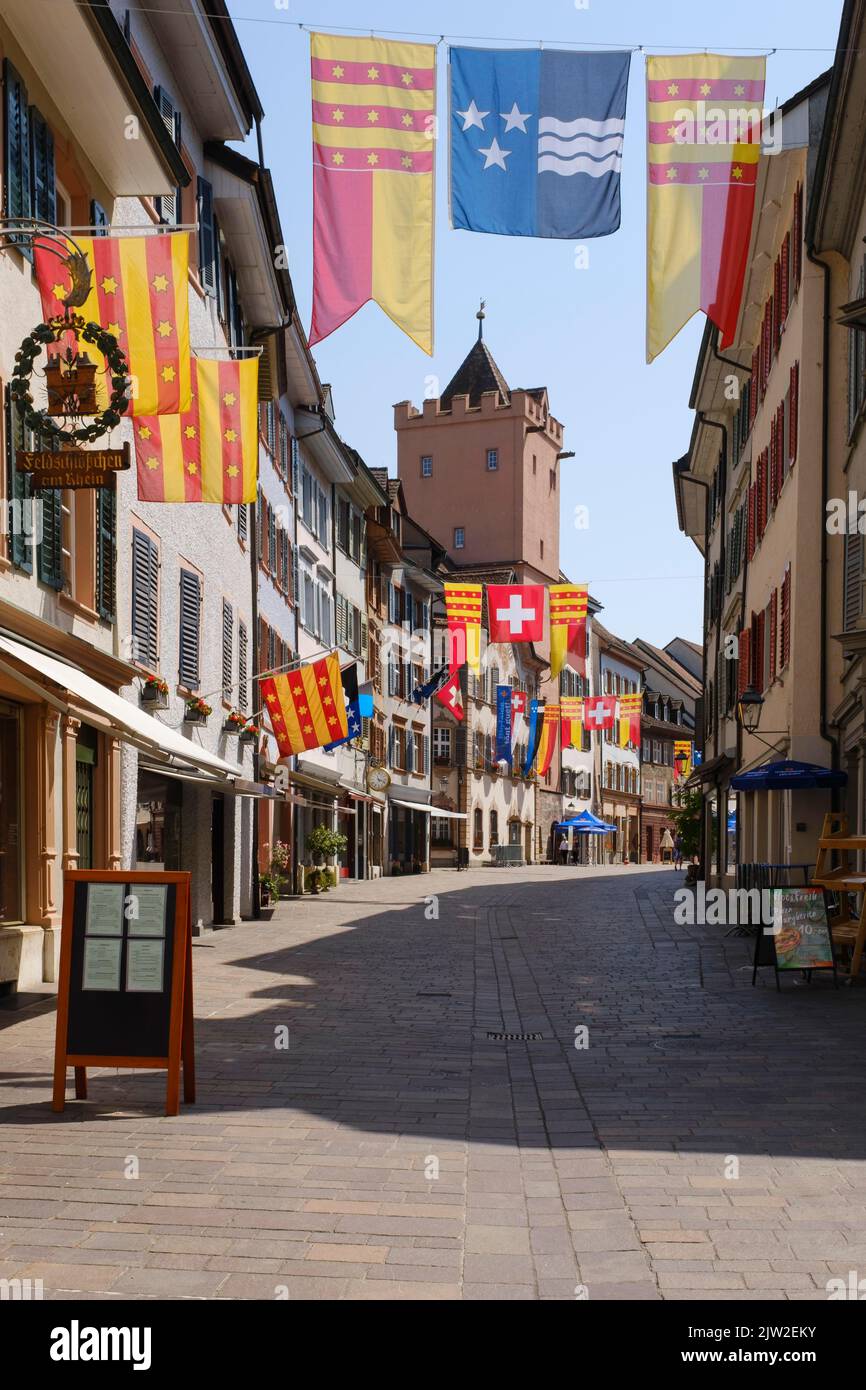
[[736, 686, 764, 733]]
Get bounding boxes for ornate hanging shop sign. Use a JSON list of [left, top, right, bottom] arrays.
[[9, 245, 132, 486]]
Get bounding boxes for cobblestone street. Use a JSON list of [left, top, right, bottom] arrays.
[[2, 864, 866, 1302]]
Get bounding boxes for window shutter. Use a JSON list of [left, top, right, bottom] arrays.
[[178, 567, 200, 689], [781, 566, 792, 667], [132, 529, 159, 670], [844, 533, 862, 631], [747, 484, 755, 560], [292, 546, 299, 608], [360, 612, 368, 659], [769, 587, 778, 683], [780, 233, 790, 323], [792, 184, 803, 288], [153, 87, 181, 225], [237, 502, 248, 542], [37, 487, 63, 590], [238, 621, 248, 711], [772, 258, 781, 354], [96, 484, 117, 619], [29, 106, 55, 226], [291, 437, 300, 497], [6, 391, 33, 572], [3, 61, 32, 257], [222, 599, 233, 702], [749, 349, 758, 427], [197, 176, 216, 294], [789, 362, 799, 465], [738, 628, 751, 696]]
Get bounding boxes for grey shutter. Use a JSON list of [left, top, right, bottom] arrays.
[[132, 529, 159, 669], [37, 488, 64, 590], [6, 391, 33, 573], [3, 61, 32, 257], [197, 176, 216, 294], [238, 622, 248, 711], [237, 502, 248, 542], [153, 87, 181, 225], [96, 484, 117, 619], [844, 531, 863, 631], [292, 545, 299, 607], [29, 107, 55, 226], [178, 567, 200, 689], [455, 727, 467, 764], [291, 437, 300, 497], [222, 599, 233, 702]]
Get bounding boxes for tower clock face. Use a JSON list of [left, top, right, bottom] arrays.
[[367, 767, 391, 791]]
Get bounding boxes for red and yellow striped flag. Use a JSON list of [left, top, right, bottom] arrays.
[[674, 739, 693, 782], [618, 692, 642, 748], [561, 696, 583, 750], [310, 31, 435, 353], [444, 582, 482, 673], [260, 654, 348, 757], [34, 233, 191, 415], [536, 704, 560, 777], [549, 584, 589, 678], [134, 357, 258, 503]]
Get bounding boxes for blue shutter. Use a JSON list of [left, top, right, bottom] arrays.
[[5, 390, 33, 573], [178, 567, 200, 689], [3, 61, 31, 257], [29, 107, 55, 226], [197, 177, 216, 294]]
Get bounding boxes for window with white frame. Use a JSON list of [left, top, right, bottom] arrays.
[[433, 726, 452, 763], [421, 455, 432, 478]]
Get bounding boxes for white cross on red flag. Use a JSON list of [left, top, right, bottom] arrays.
[[582, 695, 617, 731], [487, 584, 545, 643], [435, 672, 465, 721]]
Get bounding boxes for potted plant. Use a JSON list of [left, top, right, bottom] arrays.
[[259, 869, 282, 916], [184, 696, 212, 725], [305, 824, 348, 879], [240, 719, 261, 745], [306, 867, 324, 895], [271, 841, 291, 896], [223, 709, 246, 735], [140, 674, 169, 709]]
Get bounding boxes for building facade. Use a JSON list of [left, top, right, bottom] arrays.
[[594, 623, 642, 864]]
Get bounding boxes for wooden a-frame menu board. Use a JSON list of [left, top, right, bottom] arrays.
[[52, 871, 195, 1117]]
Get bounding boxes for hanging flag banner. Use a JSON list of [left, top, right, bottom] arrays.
[[35, 234, 192, 415], [134, 357, 258, 503], [444, 583, 483, 672], [561, 695, 583, 749], [261, 653, 348, 757], [646, 54, 767, 361], [488, 584, 545, 645], [674, 739, 693, 781], [495, 685, 513, 764], [323, 664, 374, 750], [618, 692, 642, 748], [522, 699, 544, 776], [549, 583, 589, 677], [450, 47, 630, 239], [309, 31, 435, 353], [583, 694, 617, 733], [435, 671, 465, 721], [511, 689, 527, 755], [536, 704, 560, 777], [412, 662, 451, 704]]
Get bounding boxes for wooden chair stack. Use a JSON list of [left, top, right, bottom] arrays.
[[811, 812, 866, 978]]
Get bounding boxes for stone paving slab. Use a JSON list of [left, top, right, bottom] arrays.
[[1, 864, 865, 1301]]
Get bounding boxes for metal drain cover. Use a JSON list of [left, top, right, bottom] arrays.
[[486, 1030, 544, 1042]]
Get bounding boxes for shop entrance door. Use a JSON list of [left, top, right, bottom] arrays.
[[0, 702, 22, 924], [75, 724, 99, 870]]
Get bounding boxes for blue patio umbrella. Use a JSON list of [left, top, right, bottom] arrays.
[[730, 760, 847, 792], [554, 811, 618, 834]]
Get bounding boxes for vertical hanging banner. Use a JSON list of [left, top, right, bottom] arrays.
[[561, 695, 583, 749], [536, 704, 560, 777], [450, 47, 630, 239], [309, 32, 435, 353], [35, 234, 192, 415], [134, 357, 258, 503], [549, 584, 589, 677], [674, 739, 693, 782], [618, 692, 642, 747], [444, 583, 483, 672], [511, 689, 527, 755], [522, 699, 544, 776], [495, 685, 514, 764], [646, 54, 766, 361]]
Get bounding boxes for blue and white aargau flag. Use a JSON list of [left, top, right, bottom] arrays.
[[450, 47, 631, 238]]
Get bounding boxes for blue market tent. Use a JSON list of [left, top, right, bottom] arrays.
[[730, 760, 847, 792], [554, 811, 617, 834]]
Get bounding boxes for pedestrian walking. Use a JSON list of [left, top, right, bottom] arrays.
[[558, 836, 570, 866], [674, 833, 684, 870]]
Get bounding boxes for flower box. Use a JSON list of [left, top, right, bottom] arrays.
[[184, 699, 212, 726], [141, 687, 168, 710], [240, 725, 260, 744]]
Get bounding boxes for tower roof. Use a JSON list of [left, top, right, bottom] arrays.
[[439, 338, 511, 409]]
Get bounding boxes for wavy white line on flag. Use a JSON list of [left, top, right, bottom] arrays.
[[538, 116, 625, 139], [538, 133, 624, 158], [538, 151, 623, 177]]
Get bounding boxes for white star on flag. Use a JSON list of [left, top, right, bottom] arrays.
[[500, 102, 531, 133], [478, 137, 511, 170], [457, 99, 489, 131]]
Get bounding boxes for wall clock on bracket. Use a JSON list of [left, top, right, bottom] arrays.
[[366, 766, 391, 792]]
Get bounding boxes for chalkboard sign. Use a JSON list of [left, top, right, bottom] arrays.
[[52, 871, 195, 1116], [752, 886, 837, 989]]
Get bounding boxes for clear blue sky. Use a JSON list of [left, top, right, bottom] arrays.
[[228, 0, 842, 647]]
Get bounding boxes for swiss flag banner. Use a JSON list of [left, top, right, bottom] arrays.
[[582, 695, 617, 732], [435, 672, 465, 722], [488, 585, 546, 644]]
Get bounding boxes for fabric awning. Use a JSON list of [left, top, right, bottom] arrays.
[[554, 811, 617, 833], [0, 634, 240, 780], [391, 799, 467, 819]]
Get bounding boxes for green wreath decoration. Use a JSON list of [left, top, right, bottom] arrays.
[[9, 314, 131, 445]]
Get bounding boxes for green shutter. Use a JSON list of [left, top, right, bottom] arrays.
[[37, 487, 64, 590], [29, 106, 55, 225], [96, 485, 117, 619], [3, 60, 32, 258], [5, 390, 33, 573]]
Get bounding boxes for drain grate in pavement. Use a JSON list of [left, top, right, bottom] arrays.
[[486, 1030, 544, 1042], [654, 1032, 702, 1047], [417, 991, 452, 998]]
